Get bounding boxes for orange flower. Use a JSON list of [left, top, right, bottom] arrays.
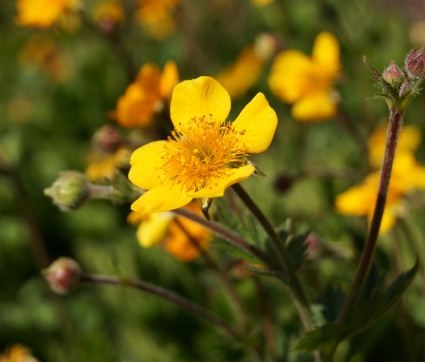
[[93, 0, 125, 29], [128, 203, 212, 261], [0, 344, 38, 362], [135, 0, 180, 39], [111, 61, 179, 128], [216, 34, 276, 99], [85, 147, 131, 181], [15, 0, 79, 28]]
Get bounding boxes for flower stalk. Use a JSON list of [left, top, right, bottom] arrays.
[[231, 184, 313, 331], [80, 273, 240, 339]]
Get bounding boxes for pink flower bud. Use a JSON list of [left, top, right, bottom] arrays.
[[43, 257, 81, 295], [405, 48, 425, 77], [92, 125, 123, 153], [382, 61, 403, 86]]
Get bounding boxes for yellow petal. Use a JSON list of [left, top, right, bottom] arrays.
[[136, 212, 173, 247], [268, 50, 313, 103], [233, 93, 278, 153], [131, 184, 192, 214], [128, 141, 167, 190], [170, 76, 231, 130], [190, 165, 255, 198], [312, 32, 340, 77], [291, 93, 336, 122], [160, 60, 179, 98]]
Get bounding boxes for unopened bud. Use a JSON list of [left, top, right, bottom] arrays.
[[43, 257, 81, 294], [274, 174, 294, 193], [92, 125, 123, 153], [405, 48, 425, 77], [44, 171, 89, 211], [382, 61, 403, 87], [254, 33, 278, 62]]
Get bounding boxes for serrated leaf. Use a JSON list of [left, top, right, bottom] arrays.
[[286, 231, 310, 271], [294, 260, 418, 353]]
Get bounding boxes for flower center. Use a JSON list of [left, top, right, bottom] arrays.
[[160, 115, 247, 192]]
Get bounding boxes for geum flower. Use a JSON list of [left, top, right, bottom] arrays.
[[15, 0, 79, 28], [129, 76, 278, 215], [110, 61, 178, 128], [128, 202, 212, 261], [336, 125, 425, 234], [268, 31, 340, 122]]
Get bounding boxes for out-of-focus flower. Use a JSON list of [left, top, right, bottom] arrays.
[[405, 48, 425, 78], [128, 203, 212, 261], [336, 126, 425, 234], [19, 34, 73, 83], [251, 0, 274, 6], [0, 344, 39, 362], [15, 0, 79, 28], [43, 257, 82, 294], [93, 0, 125, 31], [128, 76, 278, 215], [135, 0, 180, 39], [110, 61, 179, 128], [367, 124, 422, 167], [216, 34, 277, 99], [85, 147, 131, 181], [268, 31, 340, 122]]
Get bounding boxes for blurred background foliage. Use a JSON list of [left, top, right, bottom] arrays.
[[2, 0, 425, 361]]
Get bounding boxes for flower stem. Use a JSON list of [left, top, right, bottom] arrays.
[[231, 183, 313, 331], [80, 273, 240, 339], [172, 207, 277, 267], [338, 109, 403, 322]]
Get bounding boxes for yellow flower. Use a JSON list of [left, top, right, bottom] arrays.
[[216, 34, 276, 99], [128, 203, 212, 261], [111, 61, 179, 128], [336, 126, 425, 234], [85, 147, 131, 181], [367, 124, 422, 167], [135, 0, 180, 39], [0, 344, 38, 362], [251, 0, 274, 6], [268, 32, 340, 122], [15, 0, 79, 28], [93, 0, 125, 28], [129, 76, 278, 215]]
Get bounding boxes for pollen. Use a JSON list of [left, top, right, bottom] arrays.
[[160, 115, 248, 192]]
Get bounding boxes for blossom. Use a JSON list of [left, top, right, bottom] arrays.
[[216, 34, 276, 99], [129, 76, 277, 215], [251, 0, 275, 6], [15, 0, 79, 28], [85, 147, 131, 181], [128, 203, 212, 261], [135, 0, 180, 39], [0, 344, 39, 362], [93, 0, 125, 30], [336, 126, 425, 234], [268, 31, 340, 122], [110, 61, 179, 128]]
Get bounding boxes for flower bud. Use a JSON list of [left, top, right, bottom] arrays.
[[274, 174, 294, 193], [44, 171, 89, 211], [382, 61, 403, 87], [92, 125, 123, 153], [43, 257, 81, 295], [405, 48, 425, 77]]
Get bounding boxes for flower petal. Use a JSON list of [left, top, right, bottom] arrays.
[[268, 50, 313, 103], [312, 32, 340, 77], [160, 60, 179, 98], [190, 165, 255, 198], [170, 76, 231, 130], [128, 141, 167, 190], [136, 212, 174, 247], [131, 184, 192, 215], [233, 93, 278, 153], [291, 92, 336, 122]]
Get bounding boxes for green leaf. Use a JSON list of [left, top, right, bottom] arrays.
[[286, 231, 310, 271], [294, 260, 418, 353], [245, 264, 284, 278], [212, 238, 266, 264]]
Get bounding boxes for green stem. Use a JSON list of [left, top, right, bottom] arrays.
[[231, 184, 313, 331], [81, 273, 240, 339], [338, 109, 403, 322]]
